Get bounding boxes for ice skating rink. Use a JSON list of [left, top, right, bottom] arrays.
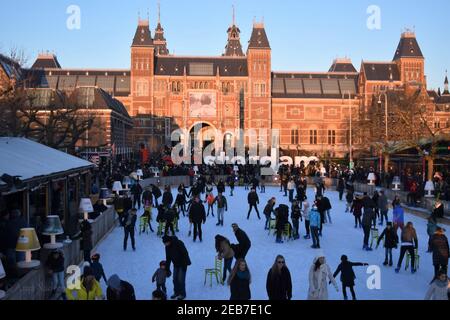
[[96, 186, 438, 300]]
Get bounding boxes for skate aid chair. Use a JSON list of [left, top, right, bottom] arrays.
[[282, 223, 292, 241], [370, 228, 379, 249], [139, 216, 149, 235], [204, 256, 223, 287], [405, 249, 420, 271], [172, 217, 179, 233], [267, 219, 277, 236], [157, 221, 166, 237]]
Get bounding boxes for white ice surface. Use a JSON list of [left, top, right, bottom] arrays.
[[95, 186, 437, 300]]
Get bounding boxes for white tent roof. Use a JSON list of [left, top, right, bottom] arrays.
[[0, 137, 94, 181]]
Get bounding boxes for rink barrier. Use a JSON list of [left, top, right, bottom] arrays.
[[345, 181, 449, 218], [3, 205, 117, 300]]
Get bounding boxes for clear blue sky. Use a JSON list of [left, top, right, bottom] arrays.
[[1, 0, 448, 90]]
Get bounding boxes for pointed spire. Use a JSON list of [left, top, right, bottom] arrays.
[[232, 5, 235, 26], [223, 6, 244, 57], [444, 70, 449, 95], [158, 0, 161, 24], [154, 1, 169, 55]]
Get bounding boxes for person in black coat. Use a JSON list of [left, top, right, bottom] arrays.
[[123, 196, 133, 215], [142, 188, 153, 208], [232, 224, 251, 259], [321, 196, 332, 224], [247, 188, 260, 220], [332, 255, 368, 300], [291, 200, 302, 239], [432, 201, 445, 220], [275, 204, 289, 243], [163, 207, 176, 236], [296, 185, 306, 202], [151, 184, 162, 207], [131, 182, 143, 210], [175, 191, 186, 217], [75, 220, 93, 263], [162, 186, 174, 209], [188, 196, 206, 242], [162, 235, 191, 300], [106, 274, 136, 300], [121, 209, 137, 251], [229, 259, 251, 300], [251, 176, 259, 190], [337, 177, 345, 201], [266, 255, 292, 300], [90, 253, 107, 284], [217, 179, 226, 194], [46, 249, 66, 299], [345, 190, 354, 213], [376, 222, 399, 266], [429, 227, 449, 279], [315, 196, 326, 235]]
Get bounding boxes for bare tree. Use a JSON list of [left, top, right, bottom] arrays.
[[355, 87, 449, 179], [0, 49, 100, 154]]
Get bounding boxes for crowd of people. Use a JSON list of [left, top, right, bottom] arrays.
[[3, 149, 449, 300], [67, 163, 449, 301]]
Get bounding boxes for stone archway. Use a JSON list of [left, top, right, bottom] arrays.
[[188, 122, 217, 151]]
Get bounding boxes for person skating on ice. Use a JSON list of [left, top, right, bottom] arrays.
[[395, 222, 418, 274], [228, 259, 251, 301], [162, 235, 191, 300], [377, 190, 389, 226], [215, 235, 235, 284], [291, 200, 302, 240], [307, 251, 338, 300], [263, 197, 276, 230], [332, 255, 368, 300], [231, 223, 251, 260], [188, 195, 206, 242], [350, 194, 363, 228], [247, 188, 260, 220], [302, 197, 311, 240], [424, 271, 450, 300], [376, 222, 399, 266], [121, 208, 137, 251], [152, 260, 168, 295], [90, 253, 108, 284], [428, 226, 449, 280], [361, 197, 376, 251], [345, 189, 354, 213], [266, 255, 292, 300], [309, 205, 321, 249], [212, 191, 228, 226]]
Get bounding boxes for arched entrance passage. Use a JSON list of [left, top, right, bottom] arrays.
[[189, 122, 217, 153]]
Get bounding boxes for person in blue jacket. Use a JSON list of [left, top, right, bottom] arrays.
[[309, 205, 321, 249]]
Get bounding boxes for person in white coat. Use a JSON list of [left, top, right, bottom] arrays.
[[424, 271, 450, 300], [287, 179, 295, 202], [307, 251, 339, 300], [302, 199, 310, 240]]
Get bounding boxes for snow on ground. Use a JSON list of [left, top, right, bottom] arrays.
[[95, 186, 437, 300]]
